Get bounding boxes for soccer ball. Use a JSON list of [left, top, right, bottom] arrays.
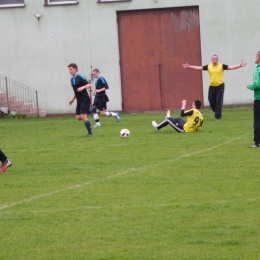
[[120, 128, 130, 138]]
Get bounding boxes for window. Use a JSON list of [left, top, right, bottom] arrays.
[[0, 0, 25, 8], [44, 0, 78, 6], [97, 0, 131, 2]]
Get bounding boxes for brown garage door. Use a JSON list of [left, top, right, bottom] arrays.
[[117, 6, 203, 112]]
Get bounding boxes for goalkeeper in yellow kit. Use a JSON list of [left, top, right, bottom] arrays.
[[152, 100, 203, 133]]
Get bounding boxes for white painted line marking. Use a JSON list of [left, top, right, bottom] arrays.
[[0, 135, 248, 212]]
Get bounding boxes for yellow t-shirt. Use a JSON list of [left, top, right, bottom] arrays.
[[183, 109, 203, 132], [203, 63, 228, 87]]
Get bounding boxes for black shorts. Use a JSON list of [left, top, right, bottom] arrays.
[[76, 100, 90, 115], [93, 97, 107, 111]]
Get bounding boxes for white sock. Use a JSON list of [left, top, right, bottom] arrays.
[[105, 112, 116, 116], [93, 113, 99, 121], [166, 110, 171, 118], [93, 114, 101, 126]]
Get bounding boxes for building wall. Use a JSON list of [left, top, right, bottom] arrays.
[[0, 0, 259, 114]]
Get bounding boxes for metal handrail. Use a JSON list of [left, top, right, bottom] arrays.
[[0, 74, 41, 117]]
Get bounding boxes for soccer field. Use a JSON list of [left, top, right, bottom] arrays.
[[1, 107, 260, 260]]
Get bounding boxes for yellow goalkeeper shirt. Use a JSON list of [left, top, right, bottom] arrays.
[[203, 63, 228, 86], [183, 109, 203, 132]]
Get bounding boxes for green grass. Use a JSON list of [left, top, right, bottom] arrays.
[[1, 106, 260, 260]]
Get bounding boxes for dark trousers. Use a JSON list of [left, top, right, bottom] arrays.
[[0, 149, 7, 163], [157, 117, 185, 132], [253, 100, 260, 144], [208, 83, 225, 119]]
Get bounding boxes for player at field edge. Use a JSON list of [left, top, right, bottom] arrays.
[[68, 63, 93, 136], [0, 149, 12, 172], [152, 100, 203, 133], [246, 51, 260, 148], [89, 69, 120, 127], [182, 55, 247, 121]]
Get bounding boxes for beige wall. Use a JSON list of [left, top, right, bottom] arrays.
[[0, 0, 259, 113]]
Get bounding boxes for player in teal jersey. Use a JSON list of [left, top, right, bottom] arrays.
[[90, 69, 120, 127], [68, 63, 93, 136]]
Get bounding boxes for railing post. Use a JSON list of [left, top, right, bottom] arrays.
[[5, 77, 9, 112], [89, 86, 92, 109], [36, 91, 39, 117]]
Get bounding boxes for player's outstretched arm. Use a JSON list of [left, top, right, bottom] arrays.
[[181, 100, 186, 109], [180, 100, 194, 117], [182, 62, 203, 70], [228, 61, 247, 70]]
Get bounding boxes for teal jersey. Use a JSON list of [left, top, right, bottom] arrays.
[[248, 64, 260, 100]]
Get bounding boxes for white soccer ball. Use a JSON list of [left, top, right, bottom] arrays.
[[120, 128, 130, 138]]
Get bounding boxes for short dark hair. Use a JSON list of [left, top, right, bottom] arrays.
[[68, 63, 78, 71], [194, 100, 201, 109], [92, 68, 100, 73]]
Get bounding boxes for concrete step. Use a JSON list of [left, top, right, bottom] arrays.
[[0, 107, 8, 114], [0, 93, 46, 117], [24, 110, 46, 118]]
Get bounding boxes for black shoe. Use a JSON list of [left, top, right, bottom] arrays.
[[249, 143, 260, 148]]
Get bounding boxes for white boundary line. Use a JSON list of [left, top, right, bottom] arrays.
[[0, 134, 248, 212], [2, 196, 259, 215]]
